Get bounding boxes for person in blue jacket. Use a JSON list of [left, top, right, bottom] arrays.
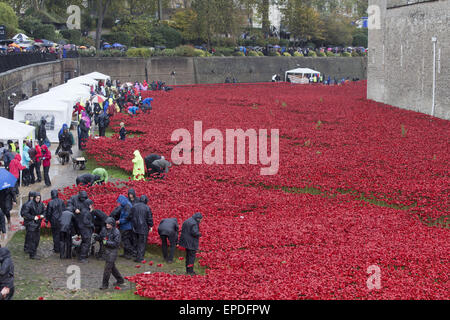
[[114, 195, 135, 259], [141, 97, 153, 113]]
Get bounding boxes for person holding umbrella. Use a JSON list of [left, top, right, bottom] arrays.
[[0, 169, 17, 230]]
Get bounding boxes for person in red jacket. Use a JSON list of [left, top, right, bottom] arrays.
[[41, 145, 52, 187], [34, 144, 42, 183], [9, 154, 25, 192]]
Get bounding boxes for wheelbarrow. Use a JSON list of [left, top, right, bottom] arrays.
[[72, 156, 87, 170]]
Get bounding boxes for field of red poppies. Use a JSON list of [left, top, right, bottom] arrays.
[[67, 81, 448, 299]]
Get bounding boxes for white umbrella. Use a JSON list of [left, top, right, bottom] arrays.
[[12, 33, 31, 42], [91, 95, 107, 104]]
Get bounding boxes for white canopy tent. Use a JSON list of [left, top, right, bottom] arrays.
[[0, 117, 36, 187], [67, 76, 98, 87], [50, 83, 91, 101], [83, 71, 110, 82], [13, 98, 72, 143], [285, 67, 321, 83]]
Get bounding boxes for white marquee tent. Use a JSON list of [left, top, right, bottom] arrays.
[[13, 98, 72, 143], [50, 83, 91, 101], [83, 71, 110, 82], [67, 76, 98, 87], [0, 116, 35, 160], [285, 67, 321, 83]]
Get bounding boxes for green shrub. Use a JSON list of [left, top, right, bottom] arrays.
[[279, 39, 289, 47], [98, 50, 112, 57], [307, 51, 317, 57], [60, 29, 82, 44], [257, 51, 264, 56], [317, 51, 326, 57], [283, 52, 291, 57], [351, 51, 359, 57], [248, 50, 259, 56], [150, 25, 182, 48], [214, 47, 234, 56], [174, 45, 196, 57], [110, 49, 126, 57], [326, 51, 336, 57], [193, 48, 205, 57], [126, 48, 152, 58], [232, 51, 245, 56], [293, 51, 303, 57], [105, 31, 132, 47], [79, 48, 96, 57], [268, 51, 278, 56], [341, 52, 351, 57]]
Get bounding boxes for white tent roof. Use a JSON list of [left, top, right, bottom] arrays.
[[0, 116, 35, 142], [83, 71, 110, 82], [49, 83, 91, 101], [67, 76, 98, 87], [285, 68, 320, 82], [12, 33, 31, 42]]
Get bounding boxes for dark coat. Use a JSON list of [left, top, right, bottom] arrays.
[[0, 208, 5, 234], [98, 112, 110, 129], [179, 212, 202, 251], [127, 195, 153, 234], [20, 192, 36, 218], [22, 193, 45, 231], [0, 187, 16, 213], [144, 154, 161, 171], [3, 150, 15, 168], [76, 174, 100, 186], [91, 209, 108, 229], [100, 217, 121, 262], [66, 191, 90, 213], [59, 210, 75, 233], [0, 248, 14, 289], [73, 199, 94, 235], [37, 119, 47, 142], [45, 190, 65, 228], [158, 218, 179, 241], [119, 127, 126, 140]]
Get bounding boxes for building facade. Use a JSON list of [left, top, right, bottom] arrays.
[[367, 0, 449, 119]]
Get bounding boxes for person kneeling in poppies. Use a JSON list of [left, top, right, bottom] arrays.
[[99, 217, 125, 290], [179, 212, 202, 275]]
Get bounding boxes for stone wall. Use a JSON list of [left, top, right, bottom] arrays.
[[368, 0, 450, 119], [0, 59, 78, 118], [79, 56, 367, 86]]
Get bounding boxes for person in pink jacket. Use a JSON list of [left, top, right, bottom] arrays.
[[41, 145, 52, 187]]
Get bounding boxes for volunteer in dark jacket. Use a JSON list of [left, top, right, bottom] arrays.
[[37, 118, 47, 146], [127, 188, 138, 205], [45, 190, 66, 253], [91, 205, 108, 259], [127, 195, 153, 262], [2, 149, 15, 170], [158, 218, 179, 263], [0, 248, 14, 300], [73, 199, 94, 263], [22, 192, 45, 259], [144, 154, 161, 177], [59, 210, 75, 259], [76, 173, 101, 186], [179, 212, 203, 275], [0, 187, 17, 229], [66, 190, 90, 214], [20, 191, 36, 253], [115, 195, 135, 259], [99, 217, 125, 290], [98, 112, 110, 137]]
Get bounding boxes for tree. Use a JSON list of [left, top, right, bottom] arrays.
[[171, 9, 200, 42], [322, 13, 354, 46], [0, 2, 19, 37], [94, 0, 113, 49], [280, 0, 324, 46]]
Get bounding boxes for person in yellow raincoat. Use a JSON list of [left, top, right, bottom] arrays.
[[132, 150, 145, 180]]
